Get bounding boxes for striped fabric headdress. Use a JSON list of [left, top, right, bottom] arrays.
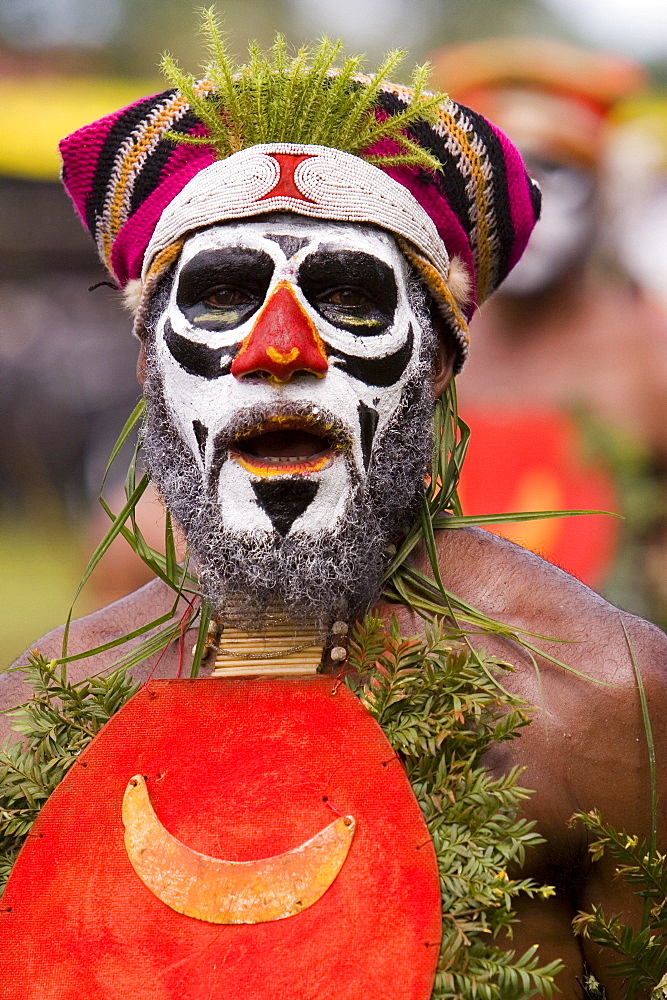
[[59, 18, 541, 370]]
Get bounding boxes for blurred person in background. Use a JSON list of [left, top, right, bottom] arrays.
[[428, 38, 667, 627], [604, 94, 667, 618]]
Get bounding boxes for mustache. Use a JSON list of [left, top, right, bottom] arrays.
[[211, 401, 354, 449]]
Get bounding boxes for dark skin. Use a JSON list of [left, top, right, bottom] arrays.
[[2, 306, 667, 998]]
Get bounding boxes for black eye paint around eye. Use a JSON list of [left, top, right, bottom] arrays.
[[177, 247, 274, 330], [164, 319, 235, 379], [298, 248, 397, 334], [329, 324, 414, 387]]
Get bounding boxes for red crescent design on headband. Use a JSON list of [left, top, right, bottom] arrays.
[[231, 282, 329, 381], [257, 153, 316, 203]]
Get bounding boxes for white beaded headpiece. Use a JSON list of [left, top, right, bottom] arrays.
[[143, 143, 450, 284]]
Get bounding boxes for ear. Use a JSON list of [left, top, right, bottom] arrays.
[[431, 314, 457, 398], [137, 342, 147, 387]]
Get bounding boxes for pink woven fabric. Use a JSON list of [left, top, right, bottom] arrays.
[[59, 82, 540, 328]]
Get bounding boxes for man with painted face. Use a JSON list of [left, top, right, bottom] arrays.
[[2, 32, 667, 998], [427, 38, 667, 621], [142, 211, 445, 629]]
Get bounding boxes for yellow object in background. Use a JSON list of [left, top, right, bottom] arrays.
[[0, 77, 161, 180]]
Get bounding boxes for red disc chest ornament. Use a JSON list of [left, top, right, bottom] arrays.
[[0, 677, 441, 999]]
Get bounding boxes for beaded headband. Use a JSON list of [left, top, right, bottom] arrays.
[[60, 66, 541, 370]]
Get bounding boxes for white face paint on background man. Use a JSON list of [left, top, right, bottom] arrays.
[[153, 214, 430, 539], [501, 155, 597, 296], [142, 214, 439, 625]]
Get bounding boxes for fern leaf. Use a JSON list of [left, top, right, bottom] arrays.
[[158, 12, 447, 172]]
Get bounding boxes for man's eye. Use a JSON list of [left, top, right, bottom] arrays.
[[320, 288, 371, 308], [205, 287, 252, 308]]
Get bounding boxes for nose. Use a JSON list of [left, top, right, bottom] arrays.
[[231, 282, 329, 382]]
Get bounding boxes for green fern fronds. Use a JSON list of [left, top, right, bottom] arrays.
[[0, 652, 138, 892], [572, 809, 667, 999], [160, 6, 446, 171]]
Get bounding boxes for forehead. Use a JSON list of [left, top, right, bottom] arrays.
[[177, 214, 406, 270]]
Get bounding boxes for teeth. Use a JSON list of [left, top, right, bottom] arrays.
[[263, 456, 307, 464]]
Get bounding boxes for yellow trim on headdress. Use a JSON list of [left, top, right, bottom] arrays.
[[398, 237, 470, 369], [132, 239, 185, 339]]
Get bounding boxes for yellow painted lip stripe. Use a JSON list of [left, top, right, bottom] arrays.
[[232, 451, 333, 478]]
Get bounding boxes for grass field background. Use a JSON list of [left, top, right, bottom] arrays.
[[0, 515, 95, 668]]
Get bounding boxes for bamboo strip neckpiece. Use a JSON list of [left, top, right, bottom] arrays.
[[212, 620, 325, 677]]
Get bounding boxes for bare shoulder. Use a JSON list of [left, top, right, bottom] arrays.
[[435, 525, 667, 670], [434, 526, 667, 722], [429, 527, 667, 843], [0, 578, 187, 739]]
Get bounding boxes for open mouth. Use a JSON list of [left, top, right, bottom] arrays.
[[231, 416, 336, 477]]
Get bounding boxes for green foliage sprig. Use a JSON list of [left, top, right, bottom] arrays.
[[0, 652, 138, 890], [347, 615, 563, 999], [572, 810, 667, 999], [570, 630, 667, 999], [160, 7, 446, 172]]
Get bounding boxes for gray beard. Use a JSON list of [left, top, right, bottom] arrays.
[[142, 321, 435, 631]]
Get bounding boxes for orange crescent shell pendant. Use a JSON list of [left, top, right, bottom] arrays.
[[122, 774, 356, 924]]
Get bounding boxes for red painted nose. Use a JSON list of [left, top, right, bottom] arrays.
[[231, 282, 329, 382]]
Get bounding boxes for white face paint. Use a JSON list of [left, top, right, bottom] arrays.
[[502, 155, 597, 296], [152, 215, 429, 539]]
